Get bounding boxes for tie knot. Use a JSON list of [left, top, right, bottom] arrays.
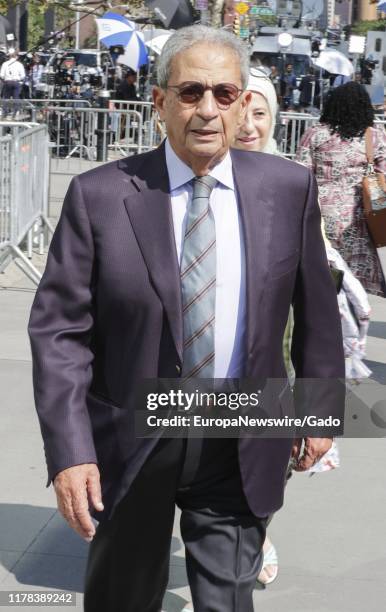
[[192, 175, 217, 199]]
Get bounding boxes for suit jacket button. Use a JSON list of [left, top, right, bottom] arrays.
[[176, 365, 181, 374]]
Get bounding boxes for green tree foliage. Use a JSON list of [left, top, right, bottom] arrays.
[[27, 1, 46, 48], [257, 15, 278, 26], [351, 19, 386, 35]]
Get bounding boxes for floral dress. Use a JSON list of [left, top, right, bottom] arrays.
[[296, 124, 386, 297]]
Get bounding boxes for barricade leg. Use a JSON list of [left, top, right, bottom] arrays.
[[11, 245, 42, 285]]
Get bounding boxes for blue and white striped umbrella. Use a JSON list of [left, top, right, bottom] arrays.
[[96, 12, 148, 71], [96, 12, 135, 47], [377, 0, 386, 12], [117, 30, 148, 71]]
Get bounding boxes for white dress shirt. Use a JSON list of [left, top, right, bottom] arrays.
[[165, 139, 246, 378], [0, 59, 25, 82]]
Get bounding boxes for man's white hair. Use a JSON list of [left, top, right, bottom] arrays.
[[157, 25, 249, 90]]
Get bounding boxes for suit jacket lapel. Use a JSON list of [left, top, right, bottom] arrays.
[[121, 145, 183, 361], [231, 150, 275, 376], [120, 147, 274, 371]]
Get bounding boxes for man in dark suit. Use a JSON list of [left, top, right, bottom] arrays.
[[28, 25, 345, 612]]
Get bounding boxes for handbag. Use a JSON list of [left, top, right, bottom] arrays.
[[362, 127, 386, 248]]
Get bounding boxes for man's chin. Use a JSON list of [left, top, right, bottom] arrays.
[[187, 140, 225, 159]]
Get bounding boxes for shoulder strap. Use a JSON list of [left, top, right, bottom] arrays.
[[365, 127, 374, 164]]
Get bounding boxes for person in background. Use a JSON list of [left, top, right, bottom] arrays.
[[0, 48, 25, 118], [361, 57, 376, 85], [299, 66, 320, 111], [233, 69, 279, 156], [234, 72, 354, 588], [29, 54, 45, 99], [296, 82, 386, 297], [269, 64, 281, 99], [332, 73, 351, 88], [116, 67, 140, 101], [280, 63, 297, 110]]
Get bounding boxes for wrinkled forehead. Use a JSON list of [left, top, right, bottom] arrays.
[[168, 43, 243, 85]]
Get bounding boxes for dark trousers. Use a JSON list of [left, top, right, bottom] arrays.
[[2, 81, 21, 116], [84, 437, 267, 612]]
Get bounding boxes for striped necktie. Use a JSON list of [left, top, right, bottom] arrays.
[[181, 175, 217, 379]]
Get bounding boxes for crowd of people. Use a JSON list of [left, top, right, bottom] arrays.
[[259, 58, 384, 116], [0, 47, 142, 119]]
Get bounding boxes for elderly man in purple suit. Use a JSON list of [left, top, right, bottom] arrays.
[[28, 25, 344, 612]]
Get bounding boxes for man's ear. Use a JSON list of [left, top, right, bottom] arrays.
[[237, 91, 252, 130], [241, 90, 252, 113], [152, 86, 167, 120]]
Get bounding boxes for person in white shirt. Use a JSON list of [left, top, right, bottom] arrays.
[[0, 49, 25, 117]]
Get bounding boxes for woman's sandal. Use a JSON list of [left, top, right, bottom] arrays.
[[257, 543, 279, 585]]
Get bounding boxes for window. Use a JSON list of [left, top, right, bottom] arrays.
[[375, 38, 382, 52]]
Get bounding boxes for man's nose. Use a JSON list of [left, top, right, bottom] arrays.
[[196, 89, 219, 120]]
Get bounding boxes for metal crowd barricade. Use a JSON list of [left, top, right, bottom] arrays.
[[109, 100, 163, 151], [374, 116, 386, 131], [0, 98, 92, 124], [278, 112, 386, 159], [0, 121, 38, 138], [29, 98, 92, 107], [0, 99, 37, 122], [0, 99, 164, 160], [278, 112, 319, 159], [0, 122, 53, 284], [43, 106, 149, 160]]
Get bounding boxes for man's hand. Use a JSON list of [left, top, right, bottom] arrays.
[[53, 463, 104, 542], [291, 437, 333, 472]]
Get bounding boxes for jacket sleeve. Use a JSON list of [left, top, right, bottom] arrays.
[[28, 176, 98, 486], [291, 169, 346, 434]]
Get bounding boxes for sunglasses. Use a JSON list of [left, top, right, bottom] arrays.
[[166, 81, 244, 109]]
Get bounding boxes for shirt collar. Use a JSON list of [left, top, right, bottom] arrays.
[[165, 138, 234, 192]]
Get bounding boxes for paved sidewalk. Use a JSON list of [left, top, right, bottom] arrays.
[[1, 188, 386, 611]]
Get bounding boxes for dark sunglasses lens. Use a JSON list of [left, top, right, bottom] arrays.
[[213, 84, 240, 105], [179, 84, 204, 103]]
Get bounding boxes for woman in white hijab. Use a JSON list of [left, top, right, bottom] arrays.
[[233, 69, 367, 589], [233, 67, 279, 155]]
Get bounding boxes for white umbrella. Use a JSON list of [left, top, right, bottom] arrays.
[[313, 49, 354, 76], [143, 29, 171, 55]]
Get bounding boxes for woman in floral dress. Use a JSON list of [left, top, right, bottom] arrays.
[[296, 81, 386, 297]]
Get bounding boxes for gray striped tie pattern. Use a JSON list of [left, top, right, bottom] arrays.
[[181, 175, 217, 378]]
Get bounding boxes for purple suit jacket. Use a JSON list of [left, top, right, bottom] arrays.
[[28, 144, 345, 522]]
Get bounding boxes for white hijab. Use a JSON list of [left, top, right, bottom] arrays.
[[246, 73, 279, 155]]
